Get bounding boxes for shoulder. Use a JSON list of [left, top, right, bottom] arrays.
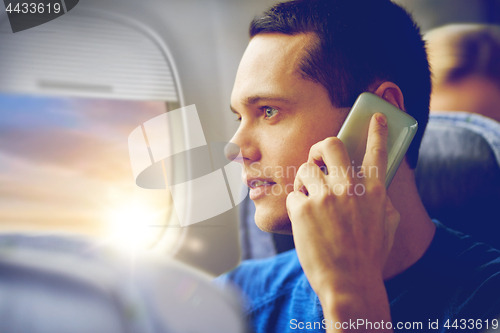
[[414, 221, 500, 295], [431, 221, 500, 276], [433, 223, 500, 328], [441, 223, 500, 307], [387, 221, 500, 329]]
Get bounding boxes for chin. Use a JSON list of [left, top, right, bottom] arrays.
[[253, 204, 293, 235]]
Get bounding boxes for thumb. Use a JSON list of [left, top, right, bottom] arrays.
[[385, 196, 401, 234]]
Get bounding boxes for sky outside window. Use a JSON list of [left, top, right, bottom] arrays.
[[0, 93, 173, 249]]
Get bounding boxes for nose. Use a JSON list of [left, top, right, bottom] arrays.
[[225, 123, 261, 164], [224, 142, 242, 163]]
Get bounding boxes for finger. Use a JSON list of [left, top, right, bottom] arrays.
[[361, 113, 388, 183], [385, 196, 400, 230], [308, 137, 352, 180], [294, 162, 326, 196], [384, 197, 401, 252], [286, 190, 307, 219]]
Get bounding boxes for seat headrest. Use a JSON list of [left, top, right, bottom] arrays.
[[415, 112, 500, 249]]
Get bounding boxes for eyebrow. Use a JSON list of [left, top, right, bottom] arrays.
[[245, 95, 296, 105], [230, 95, 297, 113]]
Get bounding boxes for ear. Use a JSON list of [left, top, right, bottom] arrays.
[[373, 82, 406, 112]]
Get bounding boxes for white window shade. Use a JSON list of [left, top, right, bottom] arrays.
[[0, 9, 181, 102], [0, 9, 185, 254]]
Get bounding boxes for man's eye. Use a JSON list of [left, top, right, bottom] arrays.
[[263, 107, 279, 119]]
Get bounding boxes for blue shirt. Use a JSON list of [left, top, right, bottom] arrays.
[[216, 221, 500, 332]]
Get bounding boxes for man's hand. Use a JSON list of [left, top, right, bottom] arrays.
[[286, 113, 400, 332]]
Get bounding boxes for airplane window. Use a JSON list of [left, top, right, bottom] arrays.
[[0, 93, 177, 250], [0, 8, 186, 253]]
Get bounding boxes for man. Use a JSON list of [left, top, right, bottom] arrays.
[[218, 0, 500, 332], [425, 24, 500, 122]]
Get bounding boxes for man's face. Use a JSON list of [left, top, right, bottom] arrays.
[[229, 33, 348, 234]]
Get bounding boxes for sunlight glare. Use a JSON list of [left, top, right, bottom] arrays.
[[105, 203, 162, 251]]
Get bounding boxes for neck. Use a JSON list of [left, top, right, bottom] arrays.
[[382, 160, 436, 280]]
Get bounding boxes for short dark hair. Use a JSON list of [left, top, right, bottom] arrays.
[[250, 0, 431, 169]]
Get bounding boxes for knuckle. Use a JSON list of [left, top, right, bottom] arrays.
[[324, 136, 344, 148], [310, 140, 322, 151], [286, 192, 300, 208], [297, 162, 308, 173], [293, 178, 301, 189], [368, 180, 385, 196], [286, 193, 296, 208], [297, 162, 311, 176]]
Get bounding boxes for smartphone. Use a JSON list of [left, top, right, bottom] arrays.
[[337, 92, 418, 188]]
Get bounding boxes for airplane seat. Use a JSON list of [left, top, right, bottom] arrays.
[[414, 112, 500, 250], [238, 111, 500, 260], [0, 234, 243, 333]]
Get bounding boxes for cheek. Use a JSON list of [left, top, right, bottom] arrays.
[[260, 109, 339, 185], [272, 136, 314, 186]]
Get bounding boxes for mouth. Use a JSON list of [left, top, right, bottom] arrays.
[[246, 178, 278, 200], [250, 180, 276, 188], [247, 179, 277, 188]]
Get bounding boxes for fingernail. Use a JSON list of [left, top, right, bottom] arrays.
[[377, 113, 387, 126]]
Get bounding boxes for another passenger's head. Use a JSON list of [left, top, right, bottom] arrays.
[[229, 0, 431, 233], [426, 24, 500, 122]]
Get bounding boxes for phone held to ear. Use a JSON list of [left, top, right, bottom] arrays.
[[337, 92, 418, 188]]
